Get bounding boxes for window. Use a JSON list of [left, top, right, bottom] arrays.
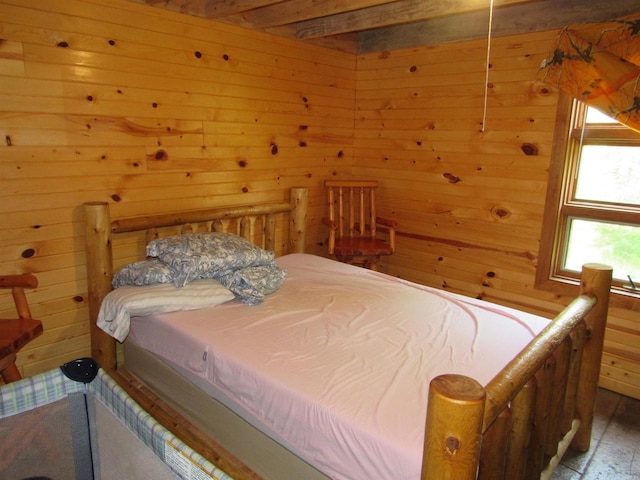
[[537, 94, 640, 301]]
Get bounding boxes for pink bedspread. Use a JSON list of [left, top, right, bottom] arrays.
[[128, 253, 550, 480]]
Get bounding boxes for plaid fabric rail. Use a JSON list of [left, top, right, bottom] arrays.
[[0, 367, 86, 417], [0, 366, 234, 480], [89, 369, 235, 480]]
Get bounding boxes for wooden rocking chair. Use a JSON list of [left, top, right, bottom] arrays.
[[322, 180, 398, 271], [0, 274, 43, 383]]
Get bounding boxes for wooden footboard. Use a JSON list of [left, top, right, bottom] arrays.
[[421, 263, 612, 480]]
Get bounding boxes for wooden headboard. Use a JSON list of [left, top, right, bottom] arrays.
[[83, 187, 308, 371]]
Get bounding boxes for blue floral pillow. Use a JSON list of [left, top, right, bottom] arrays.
[[217, 264, 287, 305], [112, 259, 174, 288], [147, 232, 277, 288]]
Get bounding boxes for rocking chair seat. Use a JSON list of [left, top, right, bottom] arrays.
[[333, 237, 394, 257], [322, 180, 398, 271]]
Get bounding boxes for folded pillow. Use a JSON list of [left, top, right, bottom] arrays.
[[218, 264, 287, 305], [112, 259, 174, 288], [97, 279, 235, 342], [147, 232, 276, 287]]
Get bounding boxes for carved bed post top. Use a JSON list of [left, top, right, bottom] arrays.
[[422, 374, 485, 480]]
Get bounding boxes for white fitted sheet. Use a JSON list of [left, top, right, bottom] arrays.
[[128, 253, 550, 480]]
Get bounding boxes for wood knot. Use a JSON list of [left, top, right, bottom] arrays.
[[445, 436, 460, 456], [22, 248, 36, 258], [154, 149, 168, 161], [533, 81, 553, 96], [491, 206, 511, 220], [521, 143, 539, 156], [443, 173, 461, 183]]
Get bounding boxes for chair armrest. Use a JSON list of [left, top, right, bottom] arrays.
[[321, 217, 338, 230], [0, 274, 38, 289], [375, 217, 397, 253], [375, 217, 398, 230]]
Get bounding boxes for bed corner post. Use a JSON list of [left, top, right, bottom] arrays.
[[422, 374, 486, 480], [572, 263, 612, 451], [290, 187, 308, 254], [83, 201, 117, 372]]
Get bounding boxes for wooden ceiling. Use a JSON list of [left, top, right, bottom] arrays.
[[133, 0, 640, 53]]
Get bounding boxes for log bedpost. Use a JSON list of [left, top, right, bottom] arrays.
[[290, 187, 308, 254], [571, 263, 612, 451], [83, 201, 117, 372], [422, 374, 486, 480]]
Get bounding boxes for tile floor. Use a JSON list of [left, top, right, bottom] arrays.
[[552, 388, 640, 480]]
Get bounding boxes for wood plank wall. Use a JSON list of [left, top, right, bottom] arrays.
[[354, 32, 640, 399], [0, 0, 354, 378], [0, 0, 638, 401]]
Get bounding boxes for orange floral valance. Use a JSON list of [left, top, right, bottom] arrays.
[[538, 14, 640, 132]]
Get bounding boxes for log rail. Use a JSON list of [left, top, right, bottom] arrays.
[[422, 263, 612, 480]]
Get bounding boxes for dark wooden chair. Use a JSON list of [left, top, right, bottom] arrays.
[[0, 274, 43, 383], [322, 180, 398, 271]]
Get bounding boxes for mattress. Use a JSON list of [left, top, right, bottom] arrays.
[[127, 253, 550, 480]]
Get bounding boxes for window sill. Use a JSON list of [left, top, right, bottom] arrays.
[[536, 274, 640, 310]]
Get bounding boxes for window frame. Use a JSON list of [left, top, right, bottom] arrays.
[[536, 93, 640, 308]]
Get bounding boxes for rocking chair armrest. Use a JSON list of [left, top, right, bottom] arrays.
[[0, 274, 38, 289], [321, 216, 339, 230], [375, 217, 397, 253], [375, 217, 398, 230]]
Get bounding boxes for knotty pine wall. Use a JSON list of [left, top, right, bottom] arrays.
[[0, 0, 638, 400], [0, 0, 354, 378], [354, 32, 640, 399]]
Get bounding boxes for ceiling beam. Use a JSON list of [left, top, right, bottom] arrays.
[[204, 0, 287, 18], [296, 0, 540, 40], [357, 0, 640, 53], [243, 0, 399, 29], [140, 0, 210, 17]]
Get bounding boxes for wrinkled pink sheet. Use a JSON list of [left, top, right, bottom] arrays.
[[128, 253, 550, 480]]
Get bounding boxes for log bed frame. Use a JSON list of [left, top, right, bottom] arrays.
[[83, 186, 613, 480]]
